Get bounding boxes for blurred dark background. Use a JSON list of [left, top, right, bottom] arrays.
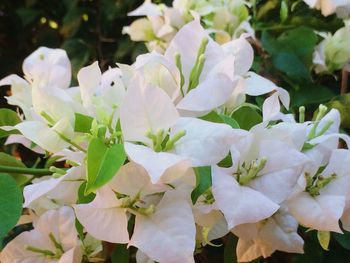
[[0, 0, 158, 108]]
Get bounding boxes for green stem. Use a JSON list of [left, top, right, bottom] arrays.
[[0, 165, 52, 176], [254, 24, 295, 31], [58, 133, 87, 153]]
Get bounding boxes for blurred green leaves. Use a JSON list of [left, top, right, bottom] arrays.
[[0, 173, 23, 246], [0, 0, 144, 85], [262, 26, 317, 81]]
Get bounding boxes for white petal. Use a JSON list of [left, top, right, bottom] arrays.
[[318, 109, 341, 134], [124, 142, 187, 184], [249, 169, 303, 204], [74, 187, 129, 243], [258, 213, 304, 255], [165, 20, 224, 89], [15, 121, 69, 153], [309, 133, 350, 149], [172, 117, 239, 166], [259, 140, 308, 174], [24, 177, 64, 208], [5, 135, 45, 154], [176, 74, 234, 116], [133, 52, 180, 100], [229, 130, 254, 169], [58, 247, 82, 263], [120, 75, 179, 143], [236, 238, 264, 262], [0, 75, 32, 114], [321, 149, 350, 178], [212, 167, 279, 229], [77, 61, 101, 110], [129, 190, 195, 263], [34, 206, 79, 250], [0, 230, 52, 263], [287, 192, 345, 232], [32, 83, 75, 121], [1, 207, 81, 263], [109, 162, 168, 198], [244, 72, 277, 96], [269, 122, 308, 151], [128, 0, 162, 16], [234, 212, 304, 261], [262, 92, 280, 121], [276, 87, 290, 110], [23, 47, 71, 89], [222, 37, 254, 75]]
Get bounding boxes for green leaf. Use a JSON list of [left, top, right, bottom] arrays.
[[78, 182, 95, 204], [200, 111, 224, 123], [74, 113, 94, 133], [75, 219, 84, 241], [111, 244, 129, 263], [317, 230, 330, 251], [217, 153, 233, 168], [219, 114, 240, 129], [0, 153, 31, 186], [85, 138, 126, 194], [191, 166, 212, 204], [290, 84, 336, 108], [262, 27, 317, 81], [0, 173, 23, 242], [334, 230, 350, 250], [0, 109, 21, 138], [200, 111, 240, 129], [232, 106, 262, 130]]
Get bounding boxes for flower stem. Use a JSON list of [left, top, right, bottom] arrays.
[[0, 165, 52, 176]]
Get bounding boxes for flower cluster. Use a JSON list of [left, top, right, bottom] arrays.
[[123, 0, 253, 52], [124, 0, 350, 75], [1, 20, 350, 263]]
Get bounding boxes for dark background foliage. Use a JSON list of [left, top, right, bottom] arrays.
[[0, 0, 155, 109], [1, 0, 350, 262]]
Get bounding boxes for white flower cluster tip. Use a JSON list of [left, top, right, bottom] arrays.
[[123, 0, 254, 52], [1, 20, 350, 263]]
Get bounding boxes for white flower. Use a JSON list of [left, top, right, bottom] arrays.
[[287, 149, 350, 233], [233, 210, 304, 262], [74, 162, 170, 243], [75, 162, 196, 262], [313, 26, 350, 73], [212, 125, 308, 229], [129, 189, 196, 263], [124, 0, 253, 52], [24, 166, 85, 214], [0, 206, 82, 263], [23, 47, 71, 89], [304, 0, 350, 17], [120, 73, 240, 183], [77, 61, 126, 122]]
